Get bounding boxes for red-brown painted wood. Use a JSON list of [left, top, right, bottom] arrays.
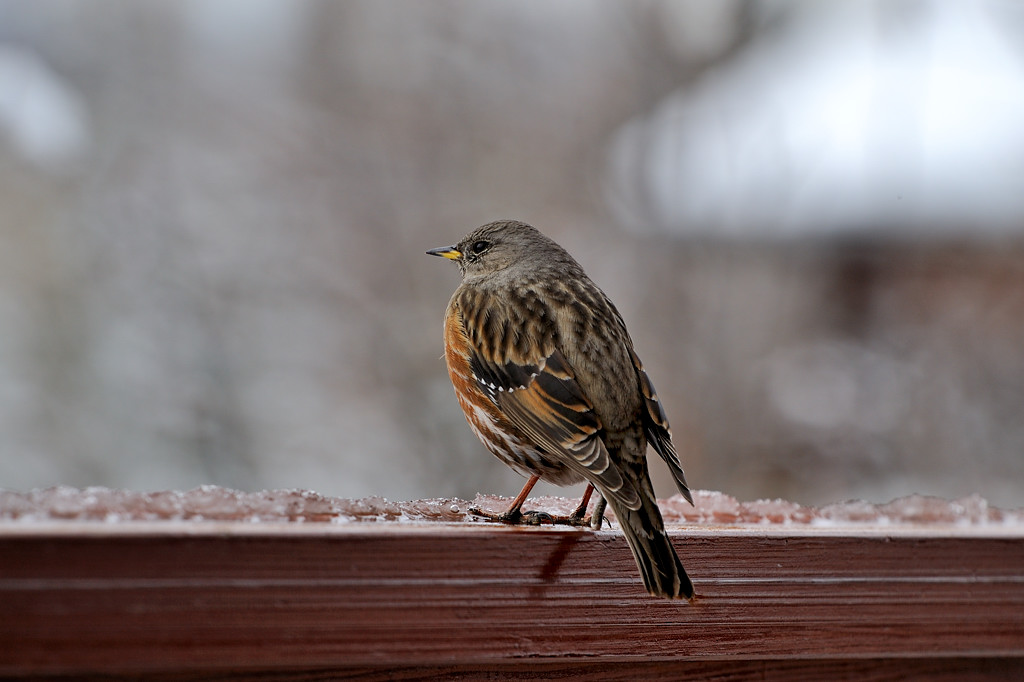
[[2, 518, 1023, 679]]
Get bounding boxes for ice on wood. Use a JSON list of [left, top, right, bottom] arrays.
[[0, 486, 1020, 527]]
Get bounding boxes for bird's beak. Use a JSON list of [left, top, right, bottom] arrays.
[[426, 245, 462, 260]]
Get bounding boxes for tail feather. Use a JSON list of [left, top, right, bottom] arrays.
[[607, 486, 693, 600]]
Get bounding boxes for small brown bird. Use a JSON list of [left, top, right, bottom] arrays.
[[427, 219, 694, 599]]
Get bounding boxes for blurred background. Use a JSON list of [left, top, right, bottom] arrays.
[[1, 0, 1022, 508]]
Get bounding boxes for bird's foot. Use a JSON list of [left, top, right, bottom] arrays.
[[468, 506, 551, 525], [468, 501, 532, 522], [567, 506, 588, 526], [565, 494, 608, 529], [545, 510, 595, 527], [469, 507, 592, 527]]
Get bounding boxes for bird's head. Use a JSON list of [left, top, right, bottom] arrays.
[[427, 219, 570, 281]]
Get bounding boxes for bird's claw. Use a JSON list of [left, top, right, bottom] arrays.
[[519, 510, 554, 525], [468, 506, 526, 524], [469, 506, 592, 527]]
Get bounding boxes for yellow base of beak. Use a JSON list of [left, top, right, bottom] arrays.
[[426, 246, 462, 260]]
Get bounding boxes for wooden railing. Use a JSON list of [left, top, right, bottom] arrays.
[[1, 488, 1022, 680]]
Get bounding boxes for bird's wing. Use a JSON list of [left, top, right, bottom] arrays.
[[628, 348, 693, 504], [468, 346, 641, 511]]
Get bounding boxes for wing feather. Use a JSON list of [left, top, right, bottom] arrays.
[[629, 347, 693, 504], [469, 347, 641, 510]]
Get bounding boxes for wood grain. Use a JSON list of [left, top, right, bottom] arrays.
[[1, 521, 1022, 679]]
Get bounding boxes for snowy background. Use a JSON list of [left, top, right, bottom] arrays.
[[1, 0, 1023, 507]]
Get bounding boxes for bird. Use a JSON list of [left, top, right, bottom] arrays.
[[427, 219, 694, 600]]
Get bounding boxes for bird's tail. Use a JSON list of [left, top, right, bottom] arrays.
[[607, 481, 693, 600]]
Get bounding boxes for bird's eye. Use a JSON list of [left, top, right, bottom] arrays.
[[471, 240, 490, 254]]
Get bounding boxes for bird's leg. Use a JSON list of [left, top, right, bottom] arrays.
[[567, 484, 594, 523], [562, 485, 607, 528], [469, 474, 554, 525], [469, 479, 608, 527]]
